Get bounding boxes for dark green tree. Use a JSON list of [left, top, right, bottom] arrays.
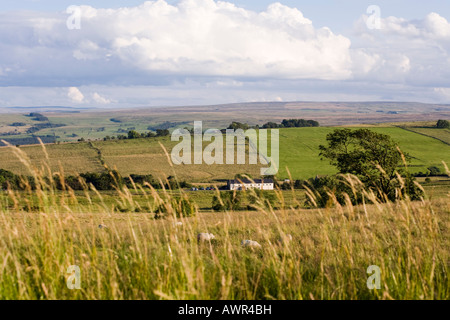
[[319, 128, 422, 202], [144, 131, 157, 138], [262, 122, 279, 129], [227, 122, 249, 130], [212, 191, 243, 211], [156, 129, 170, 137], [128, 130, 141, 139], [247, 189, 276, 210], [155, 197, 196, 219], [0, 169, 17, 189], [427, 166, 441, 176], [436, 119, 450, 129]]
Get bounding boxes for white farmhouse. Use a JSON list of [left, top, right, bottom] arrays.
[[227, 179, 274, 191]]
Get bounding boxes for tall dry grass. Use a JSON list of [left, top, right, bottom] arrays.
[[0, 142, 448, 300]]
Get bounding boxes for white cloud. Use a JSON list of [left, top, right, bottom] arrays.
[[73, 40, 102, 61], [375, 12, 450, 40], [423, 13, 450, 39], [107, 1, 352, 79], [353, 12, 450, 85], [0, 0, 353, 83], [67, 87, 84, 103], [92, 92, 111, 104], [0, 2, 449, 105], [275, 96, 283, 102], [434, 87, 450, 100]]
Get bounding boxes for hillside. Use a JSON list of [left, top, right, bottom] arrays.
[[0, 102, 449, 145], [0, 126, 448, 182]]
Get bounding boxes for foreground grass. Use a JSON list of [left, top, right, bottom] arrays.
[[0, 188, 448, 299], [0, 143, 448, 300]]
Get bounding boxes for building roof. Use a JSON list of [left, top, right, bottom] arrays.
[[228, 179, 274, 184]]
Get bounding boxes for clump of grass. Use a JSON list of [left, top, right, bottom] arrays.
[[0, 142, 448, 300]]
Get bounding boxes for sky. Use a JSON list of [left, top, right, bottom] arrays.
[[1, 0, 450, 108]]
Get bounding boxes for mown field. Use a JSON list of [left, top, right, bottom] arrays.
[[0, 126, 449, 182]]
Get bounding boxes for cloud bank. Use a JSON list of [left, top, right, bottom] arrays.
[[0, 0, 449, 106], [352, 12, 450, 85]]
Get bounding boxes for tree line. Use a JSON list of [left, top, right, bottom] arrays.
[[226, 119, 319, 131], [26, 113, 49, 122], [80, 129, 171, 142], [0, 135, 57, 147], [83, 118, 321, 142], [0, 169, 191, 191], [261, 119, 319, 128]]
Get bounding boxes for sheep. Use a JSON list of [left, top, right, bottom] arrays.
[[277, 234, 293, 245], [241, 240, 261, 248], [197, 233, 215, 242]]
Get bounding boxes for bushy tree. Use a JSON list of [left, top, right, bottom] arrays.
[[0, 169, 18, 189], [155, 197, 196, 219], [304, 175, 363, 208], [212, 191, 243, 211], [281, 119, 319, 128], [125, 174, 159, 188], [247, 189, 276, 210], [427, 166, 441, 176], [155, 129, 170, 137], [0, 169, 34, 190], [436, 119, 450, 129], [128, 130, 141, 139], [261, 119, 320, 129], [262, 122, 279, 129], [79, 170, 123, 190], [164, 176, 191, 189], [144, 131, 157, 138], [227, 122, 249, 130], [318, 129, 423, 203], [61, 175, 84, 190]]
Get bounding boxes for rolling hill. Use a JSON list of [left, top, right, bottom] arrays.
[[0, 126, 448, 182]]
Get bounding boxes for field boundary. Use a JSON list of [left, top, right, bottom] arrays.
[[88, 141, 106, 167], [395, 126, 450, 146]]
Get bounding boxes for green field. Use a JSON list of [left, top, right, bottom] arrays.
[[277, 126, 450, 179], [399, 127, 450, 145], [1, 126, 449, 182], [0, 117, 449, 300]]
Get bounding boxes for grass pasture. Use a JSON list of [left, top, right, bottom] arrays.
[[1, 126, 448, 182], [277, 126, 450, 179], [0, 132, 448, 300], [0, 141, 104, 175], [0, 166, 448, 300], [400, 127, 450, 145]]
